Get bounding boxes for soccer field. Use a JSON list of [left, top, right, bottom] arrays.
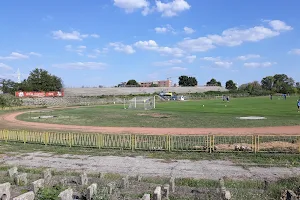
[[17, 96, 300, 128]]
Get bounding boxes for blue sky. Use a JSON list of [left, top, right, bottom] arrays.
[[1, 0, 300, 87]]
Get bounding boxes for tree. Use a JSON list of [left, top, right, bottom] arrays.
[[206, 78, 221, 86], [25, 68, 63, 92], [178, 76, 198, 86], [296, 82, 300, 93], [126, 79, 139, 86], [0, 79, 19, 95], [261, 74, 295, 93], [261, 76, 274, 91], [225, 80, 237, 90]]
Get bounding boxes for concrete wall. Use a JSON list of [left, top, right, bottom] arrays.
[[64, 86, 226, 97]]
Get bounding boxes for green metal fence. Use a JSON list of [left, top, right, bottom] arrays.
[[0, 130, 299, 153]]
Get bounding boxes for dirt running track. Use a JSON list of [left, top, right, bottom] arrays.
[[1, 111, 300, 135]]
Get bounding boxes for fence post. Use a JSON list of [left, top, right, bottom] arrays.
[[44, 132, 48, 146], [131, 134, 135, 152], [298, 136, 300, 153], [209, 135, 212, 153], [23, 130, 26, 144], [257, 135, 260, 152], [69, 132, 72, 147], [5, 130, 8, 142], [168, 135, 171, 152], [98, 134, 101, 149]]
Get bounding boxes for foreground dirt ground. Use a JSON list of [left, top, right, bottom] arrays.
[[2, 152, 300, 181], [1, 111, 300, 135]]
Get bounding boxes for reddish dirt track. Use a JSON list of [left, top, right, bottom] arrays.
[[1, 111, 300, 135]]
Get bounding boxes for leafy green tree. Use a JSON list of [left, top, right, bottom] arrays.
[[296, 82, 300, 93], [261, 74, 295, 93], [261, 76, 274, 91], [26, 68, 63, 92], [225, 80, 237, 90], [206, 78, 222, 86], [0, 78, 19, 95], [126, 79, 139, 86], [178, 76, 198, 86]]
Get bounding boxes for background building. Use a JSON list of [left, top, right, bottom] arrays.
[[139, 80, 172, 87]]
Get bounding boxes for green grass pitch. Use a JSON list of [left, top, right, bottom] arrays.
[[17, 96, 300, 128]]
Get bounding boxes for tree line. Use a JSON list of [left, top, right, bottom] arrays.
[[0, 68, 63, 95], [122, 74, 300, 95], [210, 74, 300, 95]]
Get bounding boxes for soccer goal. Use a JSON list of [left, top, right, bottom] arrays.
[[125, 96, 155, 110]]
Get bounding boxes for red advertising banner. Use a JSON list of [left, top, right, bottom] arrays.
[[15, 91, 64, 98]]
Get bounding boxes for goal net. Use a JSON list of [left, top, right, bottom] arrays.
[[126, 96, 155, 110]]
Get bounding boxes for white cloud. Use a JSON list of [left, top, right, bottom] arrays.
[[288, 49, 300, 55], [154, 24, 175, 34], [53, 62, 107, 70], [153, 59, 182, 66], [109, 42, 135, 54], [200, 56, 220, 61], [267, 20, 293, 31], [171, 66, 187, 71], [90, 34, 100, 38], [134, 40, 185, 57], [178, 20, 292, 52], [113, 0, 149, 13], [156, 0, 191, 17], [185, 55, 196, 63], [214, 61, 232, 68], [0, 52, 29, 60], [87, 48, 109, 58], [0, 63, 13, 70], [29, 52, 42, 57], [65, 45, 87, 55], [113, 0, 190, 17], [52, 30, 96, 40], [244, 62, 276, 68], [237, 54, 260, 60], [178, 37, 215, 52], [183, 27, 195, 34]]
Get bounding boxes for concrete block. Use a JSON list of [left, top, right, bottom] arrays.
[[137, 175, 142, 182], [32, 179, 44, 193], [12, 191, 34, 200], [43, 169, 52, 184], [0, 182, 11, 200], [153, 186, 162, 200], [58, 188, 73, 200], [169, 177, 175, 193], [141, 194, 150, 200], [121, 175, 129, 189], [80, 172, 88, 185], [107, 182, 115, 194], [162, 184, 170, 199], [14, 173, 28, 186], [8, 167, 18, 178], [86, 183, 97, 200]]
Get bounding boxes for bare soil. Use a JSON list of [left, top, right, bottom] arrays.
[[3, 152, 300, 181]]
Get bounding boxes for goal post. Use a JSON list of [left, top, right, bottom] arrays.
[[126, 96, 155, 110]]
